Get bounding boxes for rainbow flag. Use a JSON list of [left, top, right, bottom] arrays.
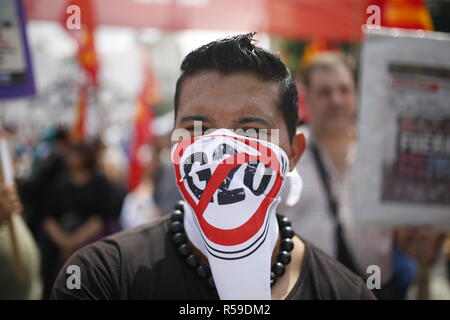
[[369, 0, 433, 30]]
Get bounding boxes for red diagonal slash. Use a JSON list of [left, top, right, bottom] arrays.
[[173, 135, 283, 246]]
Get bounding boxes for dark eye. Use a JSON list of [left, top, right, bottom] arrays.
[[186, 126, 209, 137], [340, 85, 351, 95], [318, 87, 331, 97]]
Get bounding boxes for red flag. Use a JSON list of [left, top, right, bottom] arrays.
[[71, 85, 88, 142], [127, 69, 158, 190], [61, 0, 99, 87]]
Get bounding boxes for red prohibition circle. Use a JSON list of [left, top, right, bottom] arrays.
[[173, 134, 283, 246]]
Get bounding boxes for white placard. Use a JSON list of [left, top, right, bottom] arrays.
[[352, 28, 450, 231]]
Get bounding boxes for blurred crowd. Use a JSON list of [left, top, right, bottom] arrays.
[[0, 125, 182, 299]]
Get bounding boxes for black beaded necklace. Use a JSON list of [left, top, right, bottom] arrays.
[[170, 201, 295, 290]]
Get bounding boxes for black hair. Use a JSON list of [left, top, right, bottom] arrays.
[[174, 32, 298, 140], [301, 52, 357, 89]]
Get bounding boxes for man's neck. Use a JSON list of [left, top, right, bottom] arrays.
[[313, 126, 355, 176]]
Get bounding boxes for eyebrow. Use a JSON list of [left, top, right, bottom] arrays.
[[180, 115, 210, 123], [236, 116, 273, 127]]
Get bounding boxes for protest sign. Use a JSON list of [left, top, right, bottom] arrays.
[[353, 28, 450, 230]]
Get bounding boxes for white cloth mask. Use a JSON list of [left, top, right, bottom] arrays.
[[171, 128, 289, 299]]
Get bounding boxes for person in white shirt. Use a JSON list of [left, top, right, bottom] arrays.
[[120, 144, 161, 229], [282, 52, 444, 299]]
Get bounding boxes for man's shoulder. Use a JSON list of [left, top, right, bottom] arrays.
[[301, 240, 376, 300], [75, 215, 171, 256], [103, 215, 171, 248]]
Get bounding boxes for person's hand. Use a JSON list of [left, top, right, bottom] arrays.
[[50, 231, 76, 261], [59, 238, 78, 262], [0, 184, 22, 225], [395, 226, 445, 267], [42, 217, 76, 261]]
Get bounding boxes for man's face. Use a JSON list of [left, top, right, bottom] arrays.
[[306, 65, 356, 135], [174, 70, 304, 171]]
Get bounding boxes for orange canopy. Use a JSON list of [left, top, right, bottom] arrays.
[[25, 0, 369, 41], [24, 0, 433, 42]]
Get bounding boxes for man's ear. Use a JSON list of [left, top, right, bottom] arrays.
[[289, 132, 306, 171]]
